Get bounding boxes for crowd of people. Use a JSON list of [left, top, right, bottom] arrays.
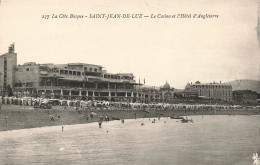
[[0, 96, 260, 111]]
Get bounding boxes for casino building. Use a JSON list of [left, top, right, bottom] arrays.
[[0, 44, 149, 102]]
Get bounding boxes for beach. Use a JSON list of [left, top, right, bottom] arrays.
[[0, 105, 260, 131]]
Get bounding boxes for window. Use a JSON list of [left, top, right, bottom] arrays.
[[40, 67, 47, 71], [26, 68, 30, 71], [15, 83, 22, 87], [26, 82, 33, 87], [90, 67, 93, 71], [94, 68, 97, 72]]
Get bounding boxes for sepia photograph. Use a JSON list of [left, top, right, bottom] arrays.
[[0, 0, 260, 164]]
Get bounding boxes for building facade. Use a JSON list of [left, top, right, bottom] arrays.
[[185, 81, 232, 102], [140, 82, 176, 103], [232, 90, 258, 105], [0, 44, 150, 102]]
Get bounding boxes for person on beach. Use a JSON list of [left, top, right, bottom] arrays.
[[62, 125, 64, 132], [99, 116, 104, 123], [121, 119, 124, 124], [50, 115, 55, 121], [5, 115, 8, 124], [98, 121, 102, 128]]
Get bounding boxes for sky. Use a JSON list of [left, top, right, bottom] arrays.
[[0, 0, 260, 89]]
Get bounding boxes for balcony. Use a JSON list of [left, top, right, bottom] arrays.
[[37, 86, 140, 92]]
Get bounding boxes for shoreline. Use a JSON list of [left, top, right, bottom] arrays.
[[0, 105, 259, 132]]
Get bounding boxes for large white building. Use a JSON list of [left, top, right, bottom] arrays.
[[185, 81, 232, 102]]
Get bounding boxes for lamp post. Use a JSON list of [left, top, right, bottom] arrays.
[[0, 71, 2, 96]]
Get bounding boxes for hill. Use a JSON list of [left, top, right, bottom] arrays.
[[225, 79, 260, 92]]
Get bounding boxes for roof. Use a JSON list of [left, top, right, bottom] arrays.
[[190, 83, 231, 86], [68, 63, 102, 67]]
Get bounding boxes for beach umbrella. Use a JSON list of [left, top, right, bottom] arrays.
[[91, 112, 97, 115], [8, 97, 12, 104], [79, 91, 82, 97], [4, 97, 7, 104]]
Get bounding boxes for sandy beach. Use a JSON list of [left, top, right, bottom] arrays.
[[0, 105, 259, 131]]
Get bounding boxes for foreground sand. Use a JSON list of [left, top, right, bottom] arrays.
[[0, 105, 259, 131]]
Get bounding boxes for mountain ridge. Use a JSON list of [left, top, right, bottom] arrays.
[[225, 79, 260, 92]]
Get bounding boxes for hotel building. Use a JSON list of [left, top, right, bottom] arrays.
[[185, 81, 232, 102]]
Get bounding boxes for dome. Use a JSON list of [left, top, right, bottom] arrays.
[[162, 81, 170, 89], [185, 84, 191, 90]]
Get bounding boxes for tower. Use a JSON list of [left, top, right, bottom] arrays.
[[0, 43, 17, 96]]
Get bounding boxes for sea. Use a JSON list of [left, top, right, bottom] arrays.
[[0, 115, 260, 165]]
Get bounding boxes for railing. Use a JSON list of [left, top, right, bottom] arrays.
[[37, 86, 140, 92], [40, 73, 135, 83]]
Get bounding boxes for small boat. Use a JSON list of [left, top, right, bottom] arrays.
[[142, 110, 150, 113], [181, 119, 189, 123], [155, 113, 165, 115], [181, 118, 193, 123], [111, 117, 120, 120], [170, 115, 184, 119]]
